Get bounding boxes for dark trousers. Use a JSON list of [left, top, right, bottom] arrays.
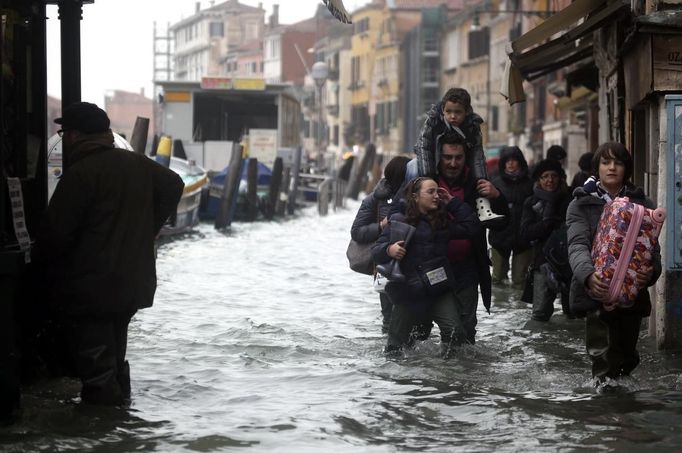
[[387, 285, 478, 354], [585, 310, 642, 380], [64, 311, 135, 405], [531, 270, 569, 321], [379, 292, 393, 332]]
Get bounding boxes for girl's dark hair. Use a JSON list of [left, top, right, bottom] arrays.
[[592, 142, 633, 182], [441, 88, 472, 114], [383, 155, 410, 191], [403, 177, 449, 230]]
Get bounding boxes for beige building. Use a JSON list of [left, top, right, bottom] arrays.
[[170, 0, 265, 81]]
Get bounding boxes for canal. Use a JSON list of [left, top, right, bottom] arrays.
[[3, 202, 682, 451]]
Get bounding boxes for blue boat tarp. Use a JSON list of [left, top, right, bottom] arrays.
[[210, 158, 272, 186]]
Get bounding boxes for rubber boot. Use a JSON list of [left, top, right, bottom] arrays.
[[476, 197, 505, 227]]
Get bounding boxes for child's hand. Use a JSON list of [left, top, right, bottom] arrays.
[[437, 187, 453, 204]]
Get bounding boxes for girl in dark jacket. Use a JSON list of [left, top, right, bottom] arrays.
[[566, 142, 661, 387], [351, 156, 410, 332], [489, 146, 534, 290], [372, 177, 480, 356], [520, 159, 572, 321]]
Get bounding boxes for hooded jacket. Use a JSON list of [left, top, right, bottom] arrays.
[[489, 147, 534, 253], [36, 131, 184, 316], [520, 186, 572, 267], [566, 184, 662, 316], [350, 178, 399, 244], [413, 102, 485, 178]]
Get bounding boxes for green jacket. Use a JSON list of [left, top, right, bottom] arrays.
[[36, 131, 184, 315], [566, 184, 661, 316]]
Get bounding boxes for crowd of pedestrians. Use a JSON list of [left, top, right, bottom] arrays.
[[350, 87, 662, 391]]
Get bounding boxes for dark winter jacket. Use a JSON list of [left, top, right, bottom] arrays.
[[350, 178, 397, 244], [36, 131, 184, 316], [372, 197, 480, 306], [438, 174, 509, 313], [414, 101, 485, 179], [520, 186, 572, 267], [566, 184, 662, 316], [570, 170, 590, 192], [489, 148, 534, 253]]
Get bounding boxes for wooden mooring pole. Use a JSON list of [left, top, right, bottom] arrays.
[[246, 158, 259, 222], [129, 116, 149, 154], [345, 143, 376, 200], [265, 157, 283, 220], [215, 142, 244, 229], [287, 146, 303, 216]]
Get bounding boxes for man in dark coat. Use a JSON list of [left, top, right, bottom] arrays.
[[436, 133, 509, 342], [35, 102, 184, 405], [489, 146, 534, 291]]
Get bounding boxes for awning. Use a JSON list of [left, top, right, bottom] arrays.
[[501, 0, 630, 105]]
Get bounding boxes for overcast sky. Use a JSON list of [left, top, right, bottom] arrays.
[[46, 0, 368, 107]]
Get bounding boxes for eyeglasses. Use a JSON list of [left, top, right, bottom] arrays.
[[539, 173, 560, 181]]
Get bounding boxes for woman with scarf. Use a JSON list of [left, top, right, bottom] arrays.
[[351, 156, 410, 332], [566, 142, 661, 387], [489, 146, 534, 291], [520, 159, 572, 321], [372, 177, 480, 356]]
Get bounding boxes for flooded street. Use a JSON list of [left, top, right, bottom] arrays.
[[4, 202, 682, 451]]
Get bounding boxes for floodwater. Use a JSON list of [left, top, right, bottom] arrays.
[[4, 201, 682, 452]]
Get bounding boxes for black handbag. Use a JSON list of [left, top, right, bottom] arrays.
[[408, 255, 455, 297], [346, 239, 374, 275]]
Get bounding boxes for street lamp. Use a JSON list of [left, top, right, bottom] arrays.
[[311, 61, 329, 167]]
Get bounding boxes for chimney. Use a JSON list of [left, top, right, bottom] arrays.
[[195, 2, 201, 13], [270, 4, 279, 27]]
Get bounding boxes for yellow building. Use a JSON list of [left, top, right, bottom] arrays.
[[348, 3, 385, 147], [349, 2, 444, 155]]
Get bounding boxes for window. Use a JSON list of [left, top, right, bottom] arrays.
[[210, 22, 224, 37], [351, 56, 361, 87], [424, 31, 438, 52], [491, 106, 499, 132], [468, 27, 490, 60], [423, 57, 438, 83], [354, 17, 369, 34]]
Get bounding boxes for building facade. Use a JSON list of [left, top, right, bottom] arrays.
[[170, 0, 265, 81]]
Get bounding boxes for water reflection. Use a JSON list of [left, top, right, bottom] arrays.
[[3, 204, 682, 451]]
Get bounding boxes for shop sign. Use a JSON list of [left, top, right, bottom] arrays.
[[653, 35, 682, 72]]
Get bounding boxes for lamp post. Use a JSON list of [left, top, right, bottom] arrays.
[[311, 61, 329, 168]]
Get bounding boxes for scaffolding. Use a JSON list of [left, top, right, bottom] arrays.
[[153, 22, 173, 137]]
